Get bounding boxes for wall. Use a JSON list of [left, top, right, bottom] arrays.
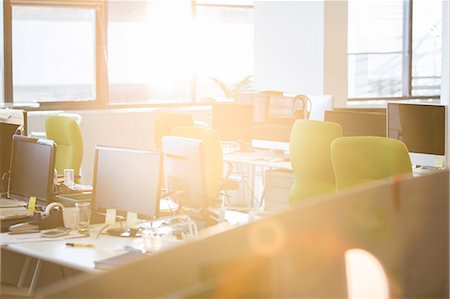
[[27, 107, 211, 185], [254, 1, 324, 94], [254, 0, 348, 107], [323, 0, 347, 107]]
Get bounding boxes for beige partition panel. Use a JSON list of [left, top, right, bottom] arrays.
[[40, 170, 449, 298]]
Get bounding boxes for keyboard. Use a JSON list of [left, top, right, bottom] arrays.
[[0, 198, 27, 208], [0, 207, 32, 220]]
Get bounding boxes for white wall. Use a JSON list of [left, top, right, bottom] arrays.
[[254, 1, 324, 94], [254, 0, 348, 107], [27, 107, 211, 185], [323, 0, 347, 107]]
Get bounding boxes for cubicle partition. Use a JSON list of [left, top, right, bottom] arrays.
[[39, 170, 449, 298]]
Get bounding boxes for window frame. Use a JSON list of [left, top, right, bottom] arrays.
[[2, 0, 255, 110], [3, 0, 108, 110], [347, 0, 441, 102]]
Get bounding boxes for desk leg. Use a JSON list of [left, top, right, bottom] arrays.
[[249, 165, 256, 208], [27, 259, 42, 295], [17, 256, 32, 288]]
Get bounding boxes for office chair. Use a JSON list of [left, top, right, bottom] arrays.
[[331, 136, 412, 191], [153, 112, 194, 150], [289, 120, 343, 203], [170, 126, 238, 204], [45, 116, 83, 180]]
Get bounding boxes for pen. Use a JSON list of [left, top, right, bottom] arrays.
[[65, 242, 95, 248]]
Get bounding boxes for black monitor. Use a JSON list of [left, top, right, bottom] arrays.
[[9, 135, 56, 203], [0, 109, 27, 186], [162, 136, 206, 209], [212, 103, 253, 147], [324, 110, 386, 137], [387, 103, 446, 168], [92, 146, 162, 219]]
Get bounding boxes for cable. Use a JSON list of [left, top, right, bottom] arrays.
[[0, 171, 10, 197]]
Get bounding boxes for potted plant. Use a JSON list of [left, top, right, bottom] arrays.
[[210, 75, 253, 101]]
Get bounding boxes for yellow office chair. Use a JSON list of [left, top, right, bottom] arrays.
[[170, 126, 237, 203], [331, 136, 412, 191], [153, 112, 194, 150], [45, 115, 83, 180], [289, 120, 343, 203]]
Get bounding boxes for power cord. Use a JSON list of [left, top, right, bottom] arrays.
[[1, 171, 9, 198]]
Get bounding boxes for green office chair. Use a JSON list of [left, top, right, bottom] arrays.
[[171, 126, 237, 203], [153, 112, 194, 150], [289, 120, 343, 203], [45, 115, 83, 180], [331, 136, 412, 192]]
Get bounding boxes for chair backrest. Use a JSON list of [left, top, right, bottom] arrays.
[[153, 112, 194, 150], [331, 136, 412, 191], [170, 126, 223, 202], [289, 120, 343, 203], [45, 115, 83, 176]]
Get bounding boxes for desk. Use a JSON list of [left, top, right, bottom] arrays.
[[223, 151, 292, 208], [1, 210, 250, 296]]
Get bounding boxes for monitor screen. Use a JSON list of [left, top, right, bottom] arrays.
[[212, 103, 253, 143], [9, 135, 56, 203], [387, 103, 446, 167], [92, 146, 162, 219], [162, 136, 206, 209], [324, 110, 386, 137]]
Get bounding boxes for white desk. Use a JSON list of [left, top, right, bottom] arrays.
[[223, 151, 292, 208], [223, 151, 291, 170], [1, 210, 251, 295], [4, 231, 132, 273]]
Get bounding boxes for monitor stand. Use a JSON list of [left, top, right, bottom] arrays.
[[182, 208, 218, 230]]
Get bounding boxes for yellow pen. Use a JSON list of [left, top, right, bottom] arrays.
[[65, 242, 95, 248]]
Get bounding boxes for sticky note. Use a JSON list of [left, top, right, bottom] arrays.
[[127, 212, 138, 229], [28, 196, 36, 213], [105, 209, 116, 225]]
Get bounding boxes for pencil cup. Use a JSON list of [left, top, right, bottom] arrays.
[[143, 231, 162, 252], [75, 202, 91, 234], [64, 169, 75, 187]]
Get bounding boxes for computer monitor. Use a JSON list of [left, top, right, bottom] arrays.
[[92, 146, 162, 219], [212, 103, 253, 146], [251, 95, 332, 151], [8, 135, 56, 203], [324, 110, 386, 137], [162, 136, 206, 209], [387, 103, 446, 168], [0, 109, 27, 184]]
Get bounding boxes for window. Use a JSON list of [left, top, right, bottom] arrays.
[[108, 1, 193, 104], [3, 0, 107, 109], [348, 0, 442, 100], [411, 0, 442, 97], [108, 0, 254, 105], [12, 6, 96, 102], [3, 0, 253, 108], [195, 2, 254, 101]]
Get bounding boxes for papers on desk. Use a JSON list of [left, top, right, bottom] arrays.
[[0, 230, 86, 245], [94, 252, 147, 270]]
